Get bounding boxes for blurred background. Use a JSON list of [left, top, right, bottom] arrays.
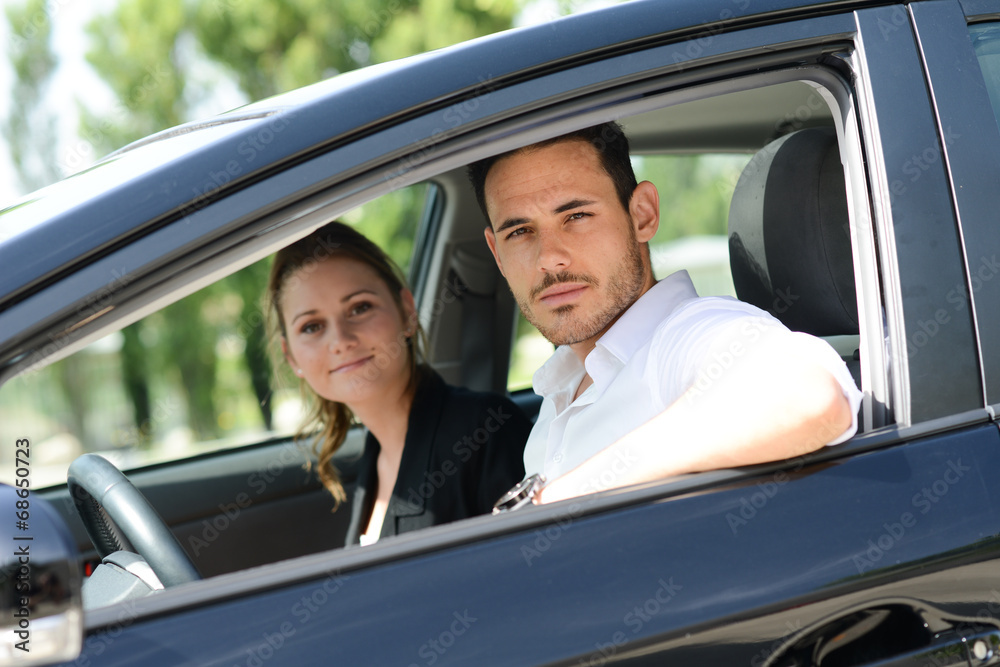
[[0, 0, 746, 486]]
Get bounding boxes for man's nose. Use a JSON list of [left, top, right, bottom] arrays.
[[537, 231, 571, 273]]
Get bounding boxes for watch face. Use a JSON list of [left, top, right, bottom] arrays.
[[493, 474, 545, 514]]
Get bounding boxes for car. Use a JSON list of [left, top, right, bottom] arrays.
[[4, 0, 1000, 664]]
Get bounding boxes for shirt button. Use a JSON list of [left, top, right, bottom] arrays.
[[553, 454, 563, 462]]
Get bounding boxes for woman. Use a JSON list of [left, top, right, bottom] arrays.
[[267, 221, 531, 546]]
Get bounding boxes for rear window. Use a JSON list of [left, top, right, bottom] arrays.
[[970, 22, 1000, 135]]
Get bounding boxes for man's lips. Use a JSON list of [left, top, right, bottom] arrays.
[[536, 283, 588, 307], [331, 355, 373, 373]]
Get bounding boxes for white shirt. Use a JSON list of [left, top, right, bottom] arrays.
[[523, 270, 864, 481]]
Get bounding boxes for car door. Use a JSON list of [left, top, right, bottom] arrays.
[[53, 2, 1000, 666]]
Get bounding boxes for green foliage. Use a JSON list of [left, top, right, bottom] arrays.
[[2, 0, 61, 191], [192, 0, 347, 100], [191, 0, 521, 98], [635, 154, 749, 243], [80, 0, 189, 154], [365, 0, 518, 65], [343, 183, 430, 273]]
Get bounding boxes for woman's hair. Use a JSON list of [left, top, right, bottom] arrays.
[[265, 221, 426, 507]]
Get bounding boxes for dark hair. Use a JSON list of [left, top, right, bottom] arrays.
[[467, 121, 638, 225], [265, 221, 426, 507]]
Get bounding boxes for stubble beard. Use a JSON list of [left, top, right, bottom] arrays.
[[517, 238, 647, 347]]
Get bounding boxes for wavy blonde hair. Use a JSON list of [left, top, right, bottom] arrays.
[[266, 221, 426, 508]]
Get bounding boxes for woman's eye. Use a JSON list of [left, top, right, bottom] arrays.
[[349, 301, 372, 316], [301, 322, 321, 335]]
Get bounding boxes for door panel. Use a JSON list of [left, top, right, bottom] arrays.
[[68, 425, 1000, 665], [914, 1, 1000, 409]]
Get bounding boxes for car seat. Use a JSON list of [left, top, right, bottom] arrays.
[[727, 127, 861, 385]]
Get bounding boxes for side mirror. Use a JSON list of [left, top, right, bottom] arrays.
[[1, 483, 83, 665]]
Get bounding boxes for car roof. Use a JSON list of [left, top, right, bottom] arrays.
[[0, 0, 891, 311]]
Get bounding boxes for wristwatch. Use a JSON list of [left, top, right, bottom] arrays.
[[493, 473, 546, 514]]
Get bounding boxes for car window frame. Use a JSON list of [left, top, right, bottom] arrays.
[[851, 5, 984, 426]]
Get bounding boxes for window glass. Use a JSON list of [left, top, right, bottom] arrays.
[[507, 154, 749, 391], [0, 183, 432, 488], [970, 23, 1000, 136]]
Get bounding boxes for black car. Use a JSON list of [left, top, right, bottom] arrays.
[[4, 0, 1000, 664]]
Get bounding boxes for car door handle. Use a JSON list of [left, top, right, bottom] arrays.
[[764, 599, 1000, 666]]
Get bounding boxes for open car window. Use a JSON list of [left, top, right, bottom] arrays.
[[504, 79, 872, 430], [0, 183, 435, 488]]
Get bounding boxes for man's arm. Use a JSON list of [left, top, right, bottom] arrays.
[[536, 327, 856, 504]]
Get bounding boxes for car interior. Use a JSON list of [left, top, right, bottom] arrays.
[[1, 70, 879, 605]]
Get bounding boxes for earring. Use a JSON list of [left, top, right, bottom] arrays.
[[296, 368, 303, 376]]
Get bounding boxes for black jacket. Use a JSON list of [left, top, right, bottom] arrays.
[[344, 370, 531, 545]]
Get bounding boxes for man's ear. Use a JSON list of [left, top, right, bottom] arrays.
[[483, 225, 506, 278], [630, 181, 660, 243]]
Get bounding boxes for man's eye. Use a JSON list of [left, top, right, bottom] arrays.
[[505, 227, 528, 240], [567, 211, 589, 221]]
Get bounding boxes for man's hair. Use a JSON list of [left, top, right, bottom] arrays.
[[467, 121, 638, 226]]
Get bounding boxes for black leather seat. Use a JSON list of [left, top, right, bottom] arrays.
[[728, 127, 860, 382]]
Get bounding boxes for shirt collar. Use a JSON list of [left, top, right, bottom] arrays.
[[531, 270, 699, 399], [595, 270, 699, 364], [532, 344, 584, 401]]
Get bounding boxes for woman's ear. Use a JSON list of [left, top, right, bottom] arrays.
[[400, 288, 418, 335], [281, 337, 302, 377]]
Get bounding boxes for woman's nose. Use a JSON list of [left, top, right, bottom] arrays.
[[326, 320, 358, 351]]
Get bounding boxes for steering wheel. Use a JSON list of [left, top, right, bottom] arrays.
[[67, 453, 200, 587]]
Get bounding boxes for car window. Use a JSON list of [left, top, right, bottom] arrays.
[[507, 154, 748, 391], [0, 183, 434, 488], [500, 74, 871, 434], [970, 22, 1000, 135]]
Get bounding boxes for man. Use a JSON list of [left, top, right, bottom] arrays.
[[468, 122, 862, 505]]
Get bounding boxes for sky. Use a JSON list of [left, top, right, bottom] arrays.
[[0, 0, 614, 207]]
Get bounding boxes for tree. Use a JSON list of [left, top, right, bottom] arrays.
[[3, 0, 61, 192], [79, 0, 189, 156], [192, 0, 521, 97], [2, 0, 101, 451]]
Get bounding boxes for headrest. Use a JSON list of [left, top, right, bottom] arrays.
[[728, 127, 858, 336]]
